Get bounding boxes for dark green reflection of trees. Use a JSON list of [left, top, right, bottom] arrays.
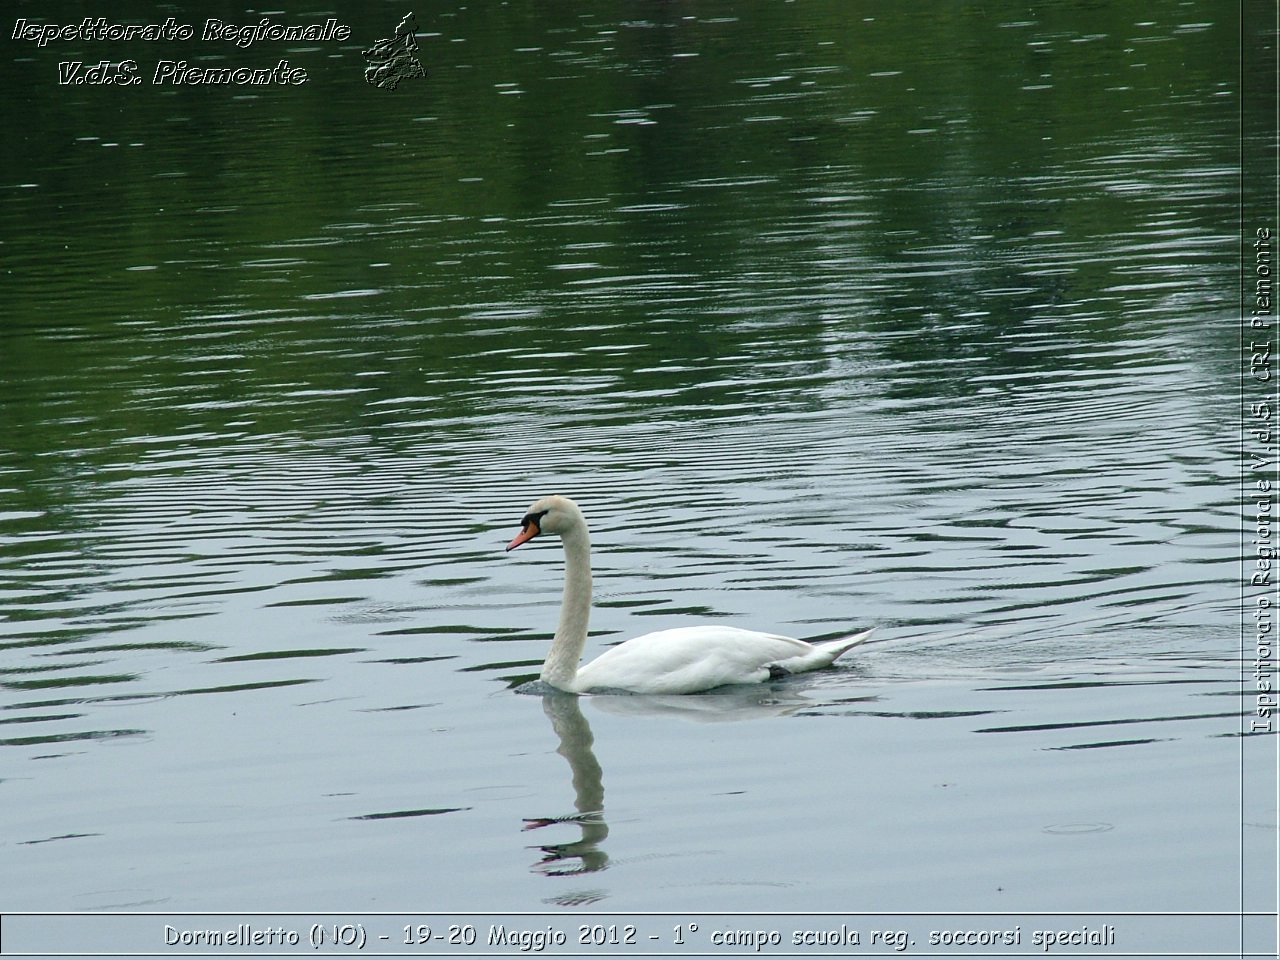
[[0, 2, 1238, 475]]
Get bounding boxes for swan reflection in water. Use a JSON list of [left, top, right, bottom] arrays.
[[524, 693, 609, 877], [523, 684, 841, 878]]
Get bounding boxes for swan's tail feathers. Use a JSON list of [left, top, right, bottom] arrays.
[[817, 628, 875, 662]]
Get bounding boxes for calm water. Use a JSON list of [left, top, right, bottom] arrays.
[[1, 0, 1270, 955]]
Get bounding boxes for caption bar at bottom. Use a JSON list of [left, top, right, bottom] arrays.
[[0, 912, 1275, 957]]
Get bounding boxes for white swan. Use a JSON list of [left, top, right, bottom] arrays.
[[506, 495, 873, 694]]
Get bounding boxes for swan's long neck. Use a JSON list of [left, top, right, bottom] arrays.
[[541, 522, 592, 690]]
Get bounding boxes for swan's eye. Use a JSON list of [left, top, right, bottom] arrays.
[[521, 509, 549, 531]]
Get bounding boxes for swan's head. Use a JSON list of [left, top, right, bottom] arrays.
[[506, 494, 584, 551]]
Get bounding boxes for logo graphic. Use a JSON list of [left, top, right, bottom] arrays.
[[363, 12, 425, 90]]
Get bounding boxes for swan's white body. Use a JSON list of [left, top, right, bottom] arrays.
[[506, 495, 872, 694]]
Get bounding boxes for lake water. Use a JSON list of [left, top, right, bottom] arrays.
[[1, 1, 1273, 957]]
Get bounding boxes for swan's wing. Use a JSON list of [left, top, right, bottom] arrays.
[[572, 626, 816, 695]]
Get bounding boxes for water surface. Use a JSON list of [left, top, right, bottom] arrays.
[[0, 0, 1265, 951]]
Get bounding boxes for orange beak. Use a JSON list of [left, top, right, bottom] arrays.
[[506, 519, 540, 551]]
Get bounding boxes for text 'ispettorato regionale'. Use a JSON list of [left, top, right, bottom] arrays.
[[12, 17, 352, 85]]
